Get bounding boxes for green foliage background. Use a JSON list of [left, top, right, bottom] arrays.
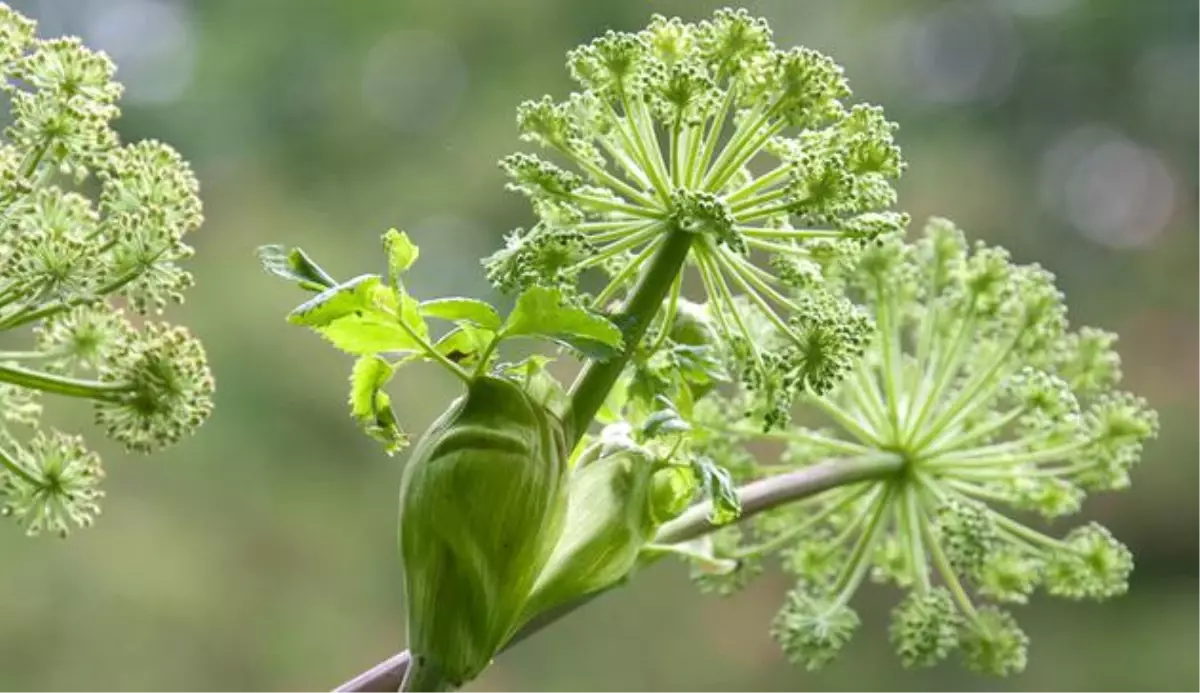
[[1, 0, 1195, 690]]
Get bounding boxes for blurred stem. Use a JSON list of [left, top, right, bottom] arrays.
[[0, 266, 145, 329], [0, 444, 39, 486], [0, 362, 128, 400], [333, 456, 903, 692]]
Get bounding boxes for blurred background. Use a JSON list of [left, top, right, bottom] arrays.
[[1, 0, 1196, 690]]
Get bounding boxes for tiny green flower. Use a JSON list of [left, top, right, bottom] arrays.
[[771, 585, 861, 670], [93, 322, 215, 453], [889, 588, 960, 668], [0, 429, 104, 537]]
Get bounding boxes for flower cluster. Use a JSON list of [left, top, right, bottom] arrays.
[[0, 4, 213, 537], [487, 9, 906, 426], [685, 217, 1157, 675]]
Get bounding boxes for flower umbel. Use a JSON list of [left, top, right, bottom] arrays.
[[687, 218, 1157, 675], [488, 9, 906, 427], [0, 429, 104, 537], [0, 4, 213, 537]]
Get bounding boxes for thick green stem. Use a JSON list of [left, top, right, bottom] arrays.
[[561, 226, 693, 441]]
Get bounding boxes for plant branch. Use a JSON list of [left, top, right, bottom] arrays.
[[561, 226, 693, 440], [0, 361, 128, 399], [333, 455, 903, 692]]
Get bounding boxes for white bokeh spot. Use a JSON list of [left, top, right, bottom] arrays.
[[1039, 125, 1177, 249]]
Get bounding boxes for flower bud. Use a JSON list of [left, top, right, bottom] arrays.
[[399, 375, 570, 690]]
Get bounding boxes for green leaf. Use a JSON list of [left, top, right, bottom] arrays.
[[383, 229, 419, 285], [316, 315, 423, 355], [287, 275, 383, 327], [498, 355, 568, 413], [290, 275, 429, 356], [256, 244, 337, 291], [641, 395, 692, 440], [349, 355, 407, 455], [595, 374, 630, 426], [692, 456, 741, 526], [501, 286, 623, 358], [425, 325, 497, 369], [421, 298, 503, 331]]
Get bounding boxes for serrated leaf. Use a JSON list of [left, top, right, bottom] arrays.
[[692, 456, 741, 526], [257, 244, 337, 291], [316, 315, 423, 355], [501, 286, 623, 358], [383, 229, 419, 285], [290, 276, 429, 356], [420, 298, 503, 331], [349, 355, 407, 455], [641, 395, 690, 440], [642, 409, 692, 439], [287, 275, 383, 327]]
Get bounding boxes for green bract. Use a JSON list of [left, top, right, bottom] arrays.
[[0, 3, 213, 537], [522, 440, 695, 622], [399, 375, 571, 690]]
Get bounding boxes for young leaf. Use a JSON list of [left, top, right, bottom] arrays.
[[316, 314, 425, 356], [498, 355, 569, 414], [349, 355, 407, 455], [420, 298, 503, 331], [290, 276, 429, 355], [383, 229, 419, 285], [641, 396, 692, 440], [692, 456, 742, 526], [595, 375, 630, 426], [501, 286, 624, 359], [287, 275, 384, 327], [427, 325, 497, 369], [256, 244, 337, 291]]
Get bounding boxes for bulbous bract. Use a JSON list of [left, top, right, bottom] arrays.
[[398, 375, 570, 690]]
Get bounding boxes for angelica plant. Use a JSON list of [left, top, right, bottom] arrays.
[[258, 9, 1156, 692], [0, 4, 214, 537]]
